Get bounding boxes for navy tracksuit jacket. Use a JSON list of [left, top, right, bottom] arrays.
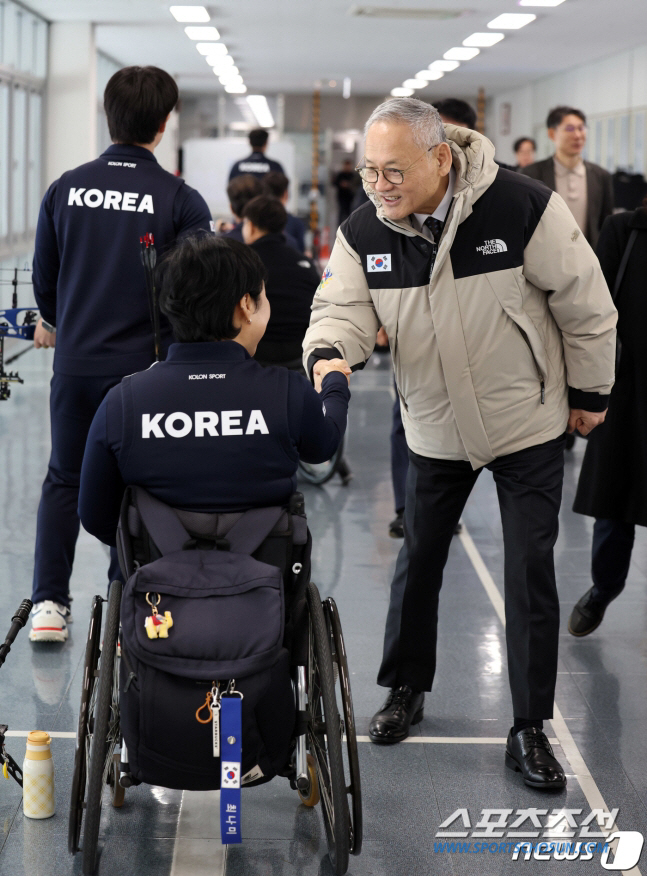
[[79, 342, 350, 546], [32, 144, 212, 606]]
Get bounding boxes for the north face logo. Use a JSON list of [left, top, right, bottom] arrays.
[[476, 239, 507, 255]]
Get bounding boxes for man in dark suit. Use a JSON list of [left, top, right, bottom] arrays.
[[522, 106, 613, 249]]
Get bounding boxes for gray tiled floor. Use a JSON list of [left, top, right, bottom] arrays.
[[0, 349, 645, 875]]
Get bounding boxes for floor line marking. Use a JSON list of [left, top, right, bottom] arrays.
[[459, 526, 641, 876], [354, 736, 559, 744], [4, 731, 76, 738], [170, 790, 227, 876]]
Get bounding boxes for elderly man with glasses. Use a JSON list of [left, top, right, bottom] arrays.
[[303, 97, 617, 790]]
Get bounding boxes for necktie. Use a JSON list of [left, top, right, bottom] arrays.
[[424, 216, 444, 242]]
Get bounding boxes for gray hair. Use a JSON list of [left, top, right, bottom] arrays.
[[364, 97, 447, 150]]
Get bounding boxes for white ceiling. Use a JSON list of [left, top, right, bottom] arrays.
[[23, 0, 647, 98]]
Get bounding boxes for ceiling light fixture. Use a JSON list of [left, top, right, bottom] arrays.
[[247, 95, 275, 128], [416, 69, 444, 81], [198, 42, 227, 57], [219, 72, 243, 84], [209, 55, 235, 71], [429, 59, 460, 72], [519, 0, 565, 5], [391, 87, 414, 97], [343, 77, 351, 98], [170, 5, 210, 22], [403, 78, 426, 89], [444, 47, 480, 60], [184, 25, 221, 39], [487, 13, 536, 28], [463, 32, 504, 46], [225, 83, 247, 93]]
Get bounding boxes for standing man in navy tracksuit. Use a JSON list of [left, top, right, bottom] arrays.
[[30, 66, 212, 643], [228, 129, 284, 182]]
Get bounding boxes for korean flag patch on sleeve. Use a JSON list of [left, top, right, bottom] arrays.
[[367, 254, 391, 272]]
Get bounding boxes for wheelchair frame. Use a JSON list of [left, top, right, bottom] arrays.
[[68, 496, 362, 876]]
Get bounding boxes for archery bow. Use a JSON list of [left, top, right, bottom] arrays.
[[140, 233, 161, 362], [0, 268, 39, 400]]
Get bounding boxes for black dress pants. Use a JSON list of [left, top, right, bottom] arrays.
[[377, 434, 566, 719]]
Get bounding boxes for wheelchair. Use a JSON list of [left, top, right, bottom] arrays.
[[68, 489, 362, 876]]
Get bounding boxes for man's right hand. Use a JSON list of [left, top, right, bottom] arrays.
[[313, 358, 351, 392], [34, 318, 56, 349]]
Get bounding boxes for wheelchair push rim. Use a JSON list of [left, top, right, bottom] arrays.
[[79, 580, 122, 876], [323, 596, 363, 856], [305, 580, 350, 876], [298, 437, 345, 487], [68, 595, 103, 855]]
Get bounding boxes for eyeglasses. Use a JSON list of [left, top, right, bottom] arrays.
[[356, 144, 438, 185], [561, 124, 587, 134]]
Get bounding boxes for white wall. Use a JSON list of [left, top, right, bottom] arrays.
[[487, 42, 647, 173]]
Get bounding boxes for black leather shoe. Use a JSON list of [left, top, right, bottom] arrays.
[[389, 512, 404, 538], [568, 587, 611, 637], [368, 685, 424, 744], [505, 727, 566, 789]]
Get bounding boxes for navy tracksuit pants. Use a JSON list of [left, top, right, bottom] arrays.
[[32, 374, 123, 607], [391, 387, 408, 514]]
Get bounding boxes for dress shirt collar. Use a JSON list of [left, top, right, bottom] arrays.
[[413, 166, 455, 229], [554, 156, 585, 177]]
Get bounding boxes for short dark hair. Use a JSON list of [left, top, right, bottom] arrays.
[[514, 137, 536, 153], [249, 128, 269, 149], [242, 195, 287, 233], [434, 98, 477, 130], [104, 66, 178, 145], [262, 171, 289, 199], [546, 106, 587, 129], [227, 174, 263, 218], [159, 236, 267, 343]]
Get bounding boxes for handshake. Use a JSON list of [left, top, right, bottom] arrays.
[[313, 358, 352, 393]]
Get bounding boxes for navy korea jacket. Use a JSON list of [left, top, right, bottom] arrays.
[[33, 144, 212, 377], [78, 341, 350, 546]]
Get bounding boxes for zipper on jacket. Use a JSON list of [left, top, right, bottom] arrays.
[[516, 326, 546, 405]]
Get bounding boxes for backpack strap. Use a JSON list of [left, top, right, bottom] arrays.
[[132, 487, 191, 556], [613, 228, 638, 302], [223, 506, 287, 555]]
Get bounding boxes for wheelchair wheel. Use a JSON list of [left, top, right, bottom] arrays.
[[306, 581, 350, 875], [68, 596, 103, 855], [81, 580, 122, 876], [298, 437, 345, 487], [324, 598, 363, 856]]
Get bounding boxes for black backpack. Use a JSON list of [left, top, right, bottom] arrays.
[[118, 488, 306, 791]]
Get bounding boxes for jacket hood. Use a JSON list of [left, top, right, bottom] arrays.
[[364, 124, 499, 236]]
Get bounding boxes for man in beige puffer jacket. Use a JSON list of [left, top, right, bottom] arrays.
[[303, 98, 617, 790]]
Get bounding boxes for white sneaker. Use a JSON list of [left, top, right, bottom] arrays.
[[29, 601, 70, 643]]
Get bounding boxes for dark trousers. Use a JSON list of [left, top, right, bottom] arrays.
[[390, 388, 408, 514], [32, 373, 123, 607], [378, 435, 566, 719], [592, 518, 636, 602]]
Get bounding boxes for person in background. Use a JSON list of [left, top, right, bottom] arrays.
[[29, 66, 212, 643], [222, 174, 262, 242], [333, 159, 359, 224], [242, 196, 319, 369], [228, 128, 284, 182], [434, 98, 476, 130], [514, 137, 536, 170], [570, 202, 647, 636], [262, 171, 306, 253], [522, 106, 613, 248]]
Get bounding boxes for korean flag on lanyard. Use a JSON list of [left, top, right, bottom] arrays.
[[367, 254, 391, 272]]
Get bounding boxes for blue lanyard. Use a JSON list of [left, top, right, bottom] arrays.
[[220, 695, 242, 844]]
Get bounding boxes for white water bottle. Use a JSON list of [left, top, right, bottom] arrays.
[[23, 731, 55, 819]]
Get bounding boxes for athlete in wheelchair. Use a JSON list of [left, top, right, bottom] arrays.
[[70, 236, 362, 875]]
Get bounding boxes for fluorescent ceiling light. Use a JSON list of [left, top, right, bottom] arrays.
[[170, 5, 210, 22], [219, 71, 243, 83], [403, 78, 426, 89], [519, 0, 566, 5], [416, 69, 444, 81], [247, 95, 275, 128], [391, 87, 414, 97], [225, 83, 247, 93], [429, 59, 460, 72], [184, 25, 221, 39], [463, 32, 504, 47], [209, 55, 235, 71], [444, 47, 480, 60], [487, 13, 536, 28], [196, 42, 227, 55]]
